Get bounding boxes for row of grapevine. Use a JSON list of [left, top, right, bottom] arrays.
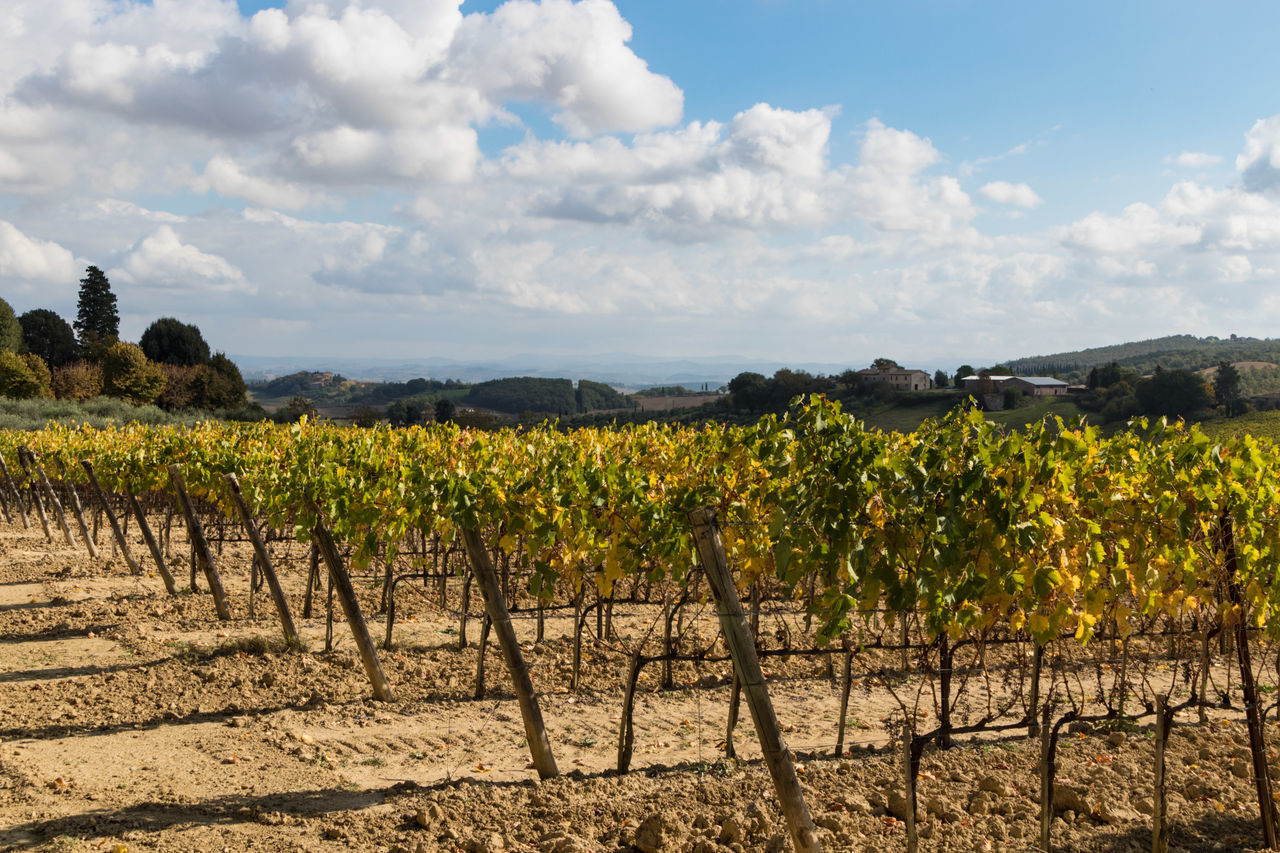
[[4, 397, 1280, 850]]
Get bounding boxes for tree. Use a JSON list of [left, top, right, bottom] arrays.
[[351, 405, 381, 428], [140, 317, 211, 366], [933, 369, 949, 389], [434, 398, 457, 424], [954, 365, 975, 388], [1213, 360, 1243, 416], [203, 353, 247, 408], [101, 341, 164, 405], [0, 298, 21, 353], [871, 357, 901, 370], [728, 371, 769, 412], [74, 266, 119, 358], [275, 396, 316, 422], [0, 351, 53, 398], [19, 309, 77, 367], [386, 399, 424, 427], [1134, 368, 1212, 419]]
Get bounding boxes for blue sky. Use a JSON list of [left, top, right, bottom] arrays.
[[3, 0, 1280, 371]]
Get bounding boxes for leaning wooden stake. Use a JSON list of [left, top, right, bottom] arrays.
[[310, 504, 394, 702], [25, 450, 76, 547], [126, 486, 178, 594], [0, 452, 29, 526], [1223, 512, 1280, 850], [689, 507, 821, 853], [18, 452, 54, 543], [81, 462, 141, 575], [224, 473, 300, 649], [168, 465, 232, 621], [53, 458, 98, 558], [460, 523, 559, 779], [1152, 694, 1173, 853]]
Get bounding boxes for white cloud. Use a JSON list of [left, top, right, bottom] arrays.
[[1239, 115, 1280, 194], [1168, 151, 1222, 168], [1061, 202, 1201, 254], [451, 0, 683, 136], [194, 156, 324, 209], [979, 181, 1043, 208], [115, 226, 251, 292], [0, 220, 78, 281]]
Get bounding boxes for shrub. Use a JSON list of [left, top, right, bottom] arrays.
[[102, 342, 165, 406], [0, 350, 53, 399], [51, 361, 105, 401]]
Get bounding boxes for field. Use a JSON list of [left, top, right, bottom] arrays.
[[2, 510, 1280, 852]]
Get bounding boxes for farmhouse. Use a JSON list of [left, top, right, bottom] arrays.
[[958, 374, 1014, 391], [857, 366, 933, 391], [1008, 376, 1069, 396]]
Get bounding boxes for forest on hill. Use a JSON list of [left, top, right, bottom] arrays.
[[1006, 334, 1280, 390]]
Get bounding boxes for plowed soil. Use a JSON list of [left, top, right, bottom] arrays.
[[1, 507, 1277, 853]]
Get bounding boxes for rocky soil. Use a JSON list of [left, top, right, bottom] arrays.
[[1, 509, 1277, 853]]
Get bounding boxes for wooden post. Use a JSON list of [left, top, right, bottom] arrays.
[[81, 462, 141, 575], [939, 633, 953, 749], [0, 465, 11, 524], [689, 507, 821, 853], [303, 543, 319, 618], [1223, 513, 1279, 850], [0, 452, 29, 527], [24, 450, 76, 547], [324, 570, 335, 652], [19, 452, 54, 543], [902, 731, 920, 853], [53, 458, 98, 558], [458, 568, 473, 650], [310, 506, 394, 702], [725, 673, 742, 760], [126, 485, 177, 595], [1198, 628, 1212, 724], [224, 474, 300, 649], [834, 644, 853, 757], [1028, 641, 1044, 738], [571, 585, 585, 689], [168, 465, 232, 621], [1152, 694, 1173, 853], [616, 651, 644, 773], [460, 523, 559, 780], [900, 613, 910, 673], [473, 615, 492, 700], [1038, 704, 1055, 853]]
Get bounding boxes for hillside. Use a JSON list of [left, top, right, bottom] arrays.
[[1005, 334, 1280, 390]]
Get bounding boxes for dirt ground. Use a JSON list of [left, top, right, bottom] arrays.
[[2, 504, 1279, 853]]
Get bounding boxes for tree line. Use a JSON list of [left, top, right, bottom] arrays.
[[0, 266, 248, 413]]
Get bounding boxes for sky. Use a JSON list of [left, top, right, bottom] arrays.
[[2, 0, 1280, 371]]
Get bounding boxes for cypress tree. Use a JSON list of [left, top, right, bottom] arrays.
[[74, 266, 120, 357]]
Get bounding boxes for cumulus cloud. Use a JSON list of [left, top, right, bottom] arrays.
[[1239, 115, 1280, 194], [979, 181, 1042, 208], [194, 157, 323, 209], [115, 226, 250, 292], [451, 0, 683, 136], [0, 220, 78, 281]]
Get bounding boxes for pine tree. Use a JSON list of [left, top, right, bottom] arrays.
[[74, 266, 119, 358]]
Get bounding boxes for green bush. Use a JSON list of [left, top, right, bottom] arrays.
[[102, 342, 165, 405]]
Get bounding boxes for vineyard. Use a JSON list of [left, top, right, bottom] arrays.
[[3, 398, 1280, 852]]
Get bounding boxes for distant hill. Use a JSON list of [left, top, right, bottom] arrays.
[[1005, 335, 1280, 392]]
